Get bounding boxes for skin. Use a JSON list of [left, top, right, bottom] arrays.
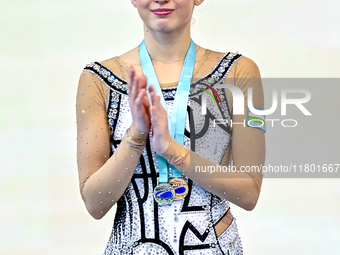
[[125, 0, 248, 235], [113, 0, 264, 236], [126, 0, 264, 211], [77, 1, 264, 241], [127, 0, 204, 155]]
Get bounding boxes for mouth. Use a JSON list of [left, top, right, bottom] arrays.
[[151, 8, 174, 16]]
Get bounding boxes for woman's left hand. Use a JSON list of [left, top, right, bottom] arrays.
[[148, 85, 172, 155]]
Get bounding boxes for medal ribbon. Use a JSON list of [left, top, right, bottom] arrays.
[[139, 39, 196, 183]]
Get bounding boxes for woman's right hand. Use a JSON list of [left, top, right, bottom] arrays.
[[127, 66, 151, 133]]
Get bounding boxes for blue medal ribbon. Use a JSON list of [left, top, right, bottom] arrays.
[[139, 40, 196, 183]]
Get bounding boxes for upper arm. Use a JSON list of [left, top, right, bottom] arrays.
[[227, 57, 266, 191], [76, 70, 111, 198]]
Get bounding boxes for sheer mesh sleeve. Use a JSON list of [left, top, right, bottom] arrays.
[[161, 57, 265, 211], [76, 70, 148, 219]]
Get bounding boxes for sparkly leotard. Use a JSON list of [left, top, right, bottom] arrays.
[[76, 49, 265, 255]]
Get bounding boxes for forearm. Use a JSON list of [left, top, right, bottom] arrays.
[[162, 137, 262, 211], [81, 124, 148, 219]]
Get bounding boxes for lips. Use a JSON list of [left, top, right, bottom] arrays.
[[151, 8, 174, 16]]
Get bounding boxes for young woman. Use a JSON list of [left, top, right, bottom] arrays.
[[76, 0, 265, 254]]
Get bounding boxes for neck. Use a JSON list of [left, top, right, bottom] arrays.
[[143, 23, 192, 64]]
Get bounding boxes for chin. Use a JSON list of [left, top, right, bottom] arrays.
[[152, 21, 172, 31], [153, 22, 185, 34]]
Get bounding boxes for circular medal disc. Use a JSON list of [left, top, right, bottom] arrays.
[[169, 178, 189, 200], [154, 183, 175, 206]]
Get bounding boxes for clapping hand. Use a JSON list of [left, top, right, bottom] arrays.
[[148, 85, 172, 155], [127, 66, 171, 155], [127, 66, 151, 133]]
